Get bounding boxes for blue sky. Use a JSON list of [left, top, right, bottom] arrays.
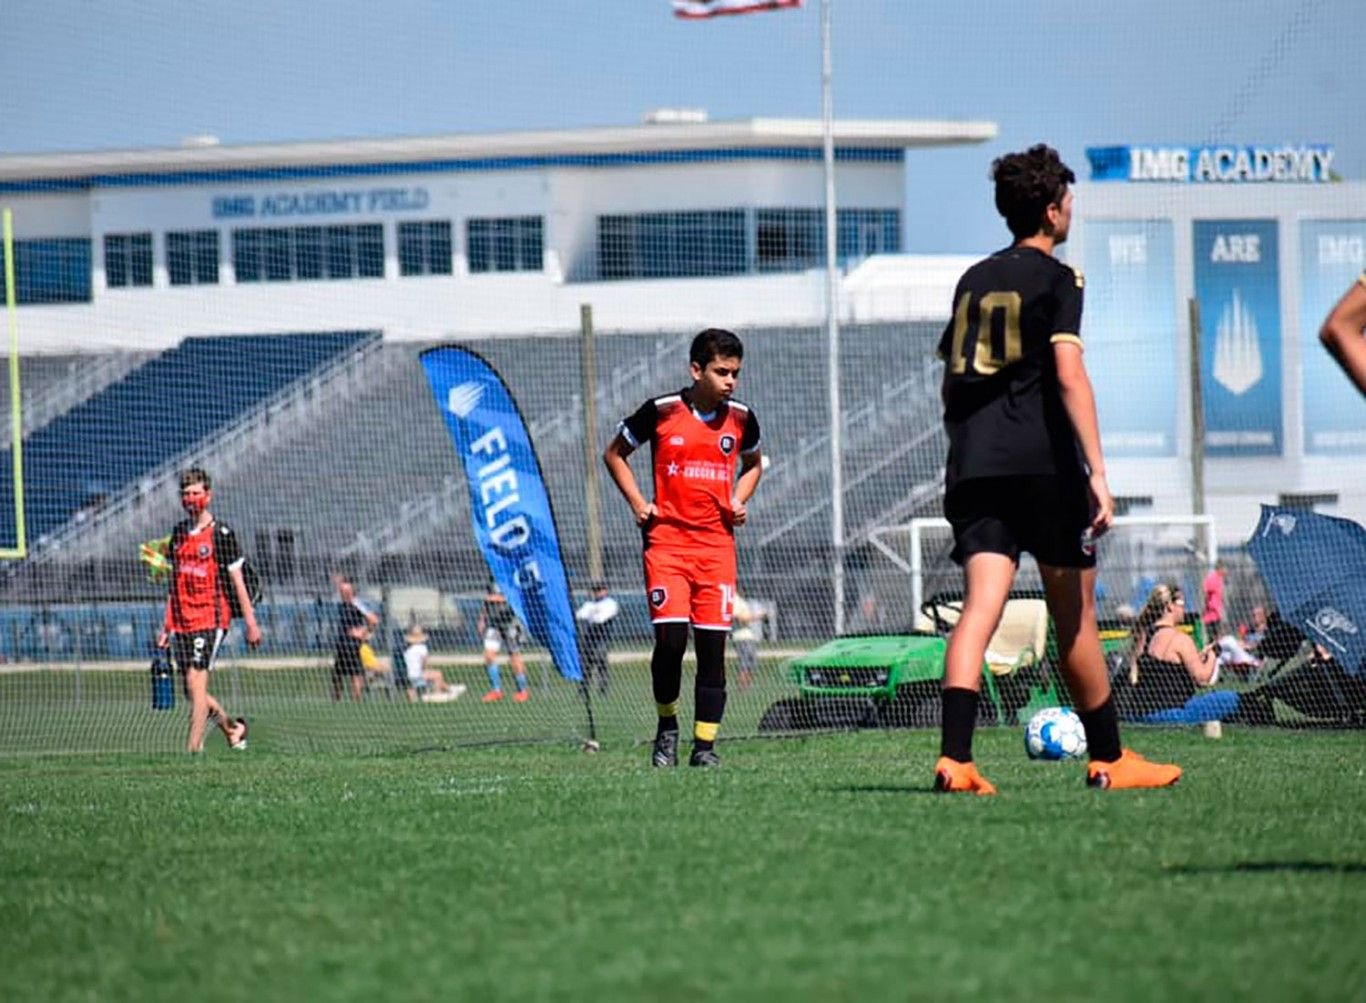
[[2, 0, 1358, 253]]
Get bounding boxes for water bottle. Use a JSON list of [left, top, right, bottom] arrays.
[[150, 647, 174, 711]]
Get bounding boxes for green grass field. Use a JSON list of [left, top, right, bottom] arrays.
[[2, 726, 1364, 1002]]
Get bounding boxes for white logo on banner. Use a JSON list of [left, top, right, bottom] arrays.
[[1268, 513, 1297, 537], [1312, 607, 1358, 636], [1308, 607, 1359, 654], [1212, 289, 1263, 395], [447, 381, 485, 418]]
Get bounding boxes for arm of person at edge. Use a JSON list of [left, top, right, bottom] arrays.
[[729, 449, 763, 527], [156, 596, 173, 649], [1319, 278, 1366, 397], [1053, 342, 1114, 537], [603, 434, 656, 527], [229, 562, 263, 647]]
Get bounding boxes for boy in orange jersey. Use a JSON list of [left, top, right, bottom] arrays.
[[604, 329, 762, 767], [155, 468, 262, 753]]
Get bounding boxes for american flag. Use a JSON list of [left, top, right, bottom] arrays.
[[672, 0, 803, 19]]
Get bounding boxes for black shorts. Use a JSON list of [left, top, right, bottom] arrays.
[[334, 641, 364, 677], [171, 629, 226, 673], [945, 474, 1095, 569]]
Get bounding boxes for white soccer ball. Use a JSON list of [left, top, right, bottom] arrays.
[[1024, 706, 1088, 761]]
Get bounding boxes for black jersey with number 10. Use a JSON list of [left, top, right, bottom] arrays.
[[937, 245, 1087, 491]]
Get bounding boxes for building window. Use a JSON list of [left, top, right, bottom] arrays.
[[232, 224, 386, 283], [104, 232, 153, 288], [596, 210, 746, 281], [167, 230, 220, 286], [398, 220, 453, 276], [1278, 492, 1338, 511], [1, 238, 92, 304], [755, 209, 823, 273], [755, 208, 901, 273], [467, 216, 542, 274], [837, 208, 901, 263]]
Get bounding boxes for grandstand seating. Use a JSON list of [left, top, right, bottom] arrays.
[[0, 332, 377, 547], [1, 352, 156, 448], [7, 326, 947, 637]]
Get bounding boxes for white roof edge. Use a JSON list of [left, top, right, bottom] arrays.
[[0, 117, 998, 182]]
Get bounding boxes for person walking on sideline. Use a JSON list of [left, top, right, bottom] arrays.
[[478, 579, 531, 703], [156, 468, 261, 753]]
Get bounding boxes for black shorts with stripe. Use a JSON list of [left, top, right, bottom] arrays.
[[170, 629, 226, 673], [944, 474, 1096, 569]]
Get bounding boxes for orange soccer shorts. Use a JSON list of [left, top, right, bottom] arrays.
[[643, 544, 736, 630]]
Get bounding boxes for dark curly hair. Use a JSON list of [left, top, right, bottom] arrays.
[[690, 328, 744, 368], [992, 144, 1076, 240]]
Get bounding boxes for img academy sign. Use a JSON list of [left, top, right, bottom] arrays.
[[212, 186, 430, 219], [1087, 145, 1334, 183]]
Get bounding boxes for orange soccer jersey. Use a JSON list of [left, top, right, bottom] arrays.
[[619, 388, 761, 627], [165, 519, 242, 633], [618, 389, 762, 551]]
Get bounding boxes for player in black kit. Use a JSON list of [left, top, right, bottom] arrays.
[[932, 144, 1181, 794]]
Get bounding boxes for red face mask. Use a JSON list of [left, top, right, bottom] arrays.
[[181, 491, 210, 516]]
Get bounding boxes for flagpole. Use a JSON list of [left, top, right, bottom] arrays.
[[821, 0, 845, 636]]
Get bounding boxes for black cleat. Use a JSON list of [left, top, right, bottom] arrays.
[[688, 747, 721, 768], [651, 730, 679, 768]]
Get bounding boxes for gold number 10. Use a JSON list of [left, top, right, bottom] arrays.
[[947, 290, 1023, 375]]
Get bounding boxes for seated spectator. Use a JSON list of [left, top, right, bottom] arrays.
[[1114, 583, 1235, 724], [1256, 609, 1306, 665], [402, 625, 465, 703], [1235, 643, 1366, 727], [1243, 604, 1269, 651]]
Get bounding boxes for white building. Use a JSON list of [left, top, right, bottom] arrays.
[[3, 126, 1361, 545], [0, 115, 994, 351], [1070, 143, 1366, 533]]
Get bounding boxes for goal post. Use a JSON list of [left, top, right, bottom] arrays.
[[869, 514, 1219, 624], [1, 206, 26, 561]]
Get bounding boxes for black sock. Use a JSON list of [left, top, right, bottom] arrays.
[[1078, 694, 1122, 763], [650, 623, 688, 736], [940, 687, 979, 762]]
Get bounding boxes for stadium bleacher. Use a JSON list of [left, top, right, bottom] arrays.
[[5, 325, 944, 638], [0, 332, 378, 547]]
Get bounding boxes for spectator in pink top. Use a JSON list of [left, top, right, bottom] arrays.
[[1202, 561, 1227, 639]]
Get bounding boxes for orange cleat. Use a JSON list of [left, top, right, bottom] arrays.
[[512, 689, 529, 703], [481, 689, 504, 704], [1086, 749, 1182, 790], [933, 756, 997, 796]]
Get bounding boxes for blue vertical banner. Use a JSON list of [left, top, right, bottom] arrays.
[[419, 346, 583, 682], [1192, 220, 1282, 455], [1300, 220, 1366, 455], [1079, 220, 1177, 456]]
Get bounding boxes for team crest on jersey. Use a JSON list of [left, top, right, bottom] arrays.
[[198, 544, 211, 558], [718, 434, 736, 456], [649, 587, 668, 608]]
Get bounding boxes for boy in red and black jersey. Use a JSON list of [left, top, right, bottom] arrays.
[[156, 467, 262, 753], [932, 144, 1180, 794], [605, 328, 763, 767]]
